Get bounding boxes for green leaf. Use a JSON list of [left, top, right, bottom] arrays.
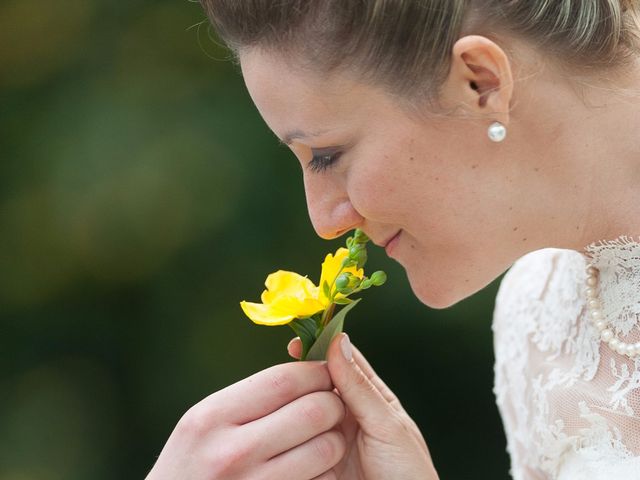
[[333, 297, 352, 305], [306, 299, 361, 361], [289, 317, 318, 361], [322, 281, 331, 300]]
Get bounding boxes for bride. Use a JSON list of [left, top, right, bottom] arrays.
[[147, 1, 640, 478]]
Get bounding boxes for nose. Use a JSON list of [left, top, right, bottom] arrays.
[[303, 173, 363, 240]]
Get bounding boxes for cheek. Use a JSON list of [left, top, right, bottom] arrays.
[[347, 153, 428, 222], [346, 160, 397, 220]]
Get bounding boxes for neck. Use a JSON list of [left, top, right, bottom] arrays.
[[517, 58, 640, 252]]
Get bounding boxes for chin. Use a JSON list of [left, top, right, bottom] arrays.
[[412, 287, 463, 310], [405, 270, 479, 310]]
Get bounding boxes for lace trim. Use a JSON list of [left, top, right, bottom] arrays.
[[583, 237, 640, 338]]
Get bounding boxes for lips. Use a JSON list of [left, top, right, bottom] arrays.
[[367, 229, 402, 253], [383, 230, 402, 256]]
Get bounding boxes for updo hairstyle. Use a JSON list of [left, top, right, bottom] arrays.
[[199, 0, 640, 107]]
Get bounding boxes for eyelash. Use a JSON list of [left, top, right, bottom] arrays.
[[308, 152, 342, 173]]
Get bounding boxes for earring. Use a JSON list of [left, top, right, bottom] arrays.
[[488, 121, 507, 142]]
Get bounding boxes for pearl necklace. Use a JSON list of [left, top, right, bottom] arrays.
[[586, 264, 640, 357]]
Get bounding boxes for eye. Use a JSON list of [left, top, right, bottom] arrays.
[[308, 149, 342, 173]]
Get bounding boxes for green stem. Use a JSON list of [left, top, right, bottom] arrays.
[[321, 255, 366, 327], [321, 302, 336, 327]]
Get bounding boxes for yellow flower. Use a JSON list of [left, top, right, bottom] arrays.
[[319, 247, 364, 306], [240, 270, 325, 326], [240, 248, 366, 326]]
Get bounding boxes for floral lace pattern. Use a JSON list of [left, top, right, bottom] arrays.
[[493, 238, 640, 479]]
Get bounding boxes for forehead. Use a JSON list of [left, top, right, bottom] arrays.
[[239, 49, 396, 139]]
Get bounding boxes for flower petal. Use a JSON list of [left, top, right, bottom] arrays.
[[240, 269, 325, 325], [269, 295, 324, 318], [240, 301, 295, 326], [263, 270, 319, 303]]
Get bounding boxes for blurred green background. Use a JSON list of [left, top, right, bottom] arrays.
[[0, 1, 510, 478]]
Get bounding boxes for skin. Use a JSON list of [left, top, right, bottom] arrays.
[[147, 359, 348, 480], [147, 334, 437, 480], [287, 335, 437, 480], [148, 35, 640, 479], [240, 36, 640, 308]]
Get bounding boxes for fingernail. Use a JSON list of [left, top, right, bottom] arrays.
[[341, 334, 352, 361]]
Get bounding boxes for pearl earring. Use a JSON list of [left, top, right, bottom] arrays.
[[488, 121, 507, 142]]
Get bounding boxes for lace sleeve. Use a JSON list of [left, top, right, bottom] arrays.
[[493, 246, 640, 480]]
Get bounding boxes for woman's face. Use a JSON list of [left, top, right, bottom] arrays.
[[239, 49, 547, 308]]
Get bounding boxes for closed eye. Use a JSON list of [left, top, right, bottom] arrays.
[[308, 150, 342, 173]]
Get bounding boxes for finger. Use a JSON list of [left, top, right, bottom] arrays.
[[263, 430, 345, 480], [288, 337, 302, 359], [205, 361, 332, 425], [350, 344, 401, 408], [241, 391, 345, 459], [311, 470, 338, 480], [326, 333, 391, 423], [286, 338, 397, 403]]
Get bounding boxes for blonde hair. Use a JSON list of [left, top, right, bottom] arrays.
[[200, 0, 640, 103]]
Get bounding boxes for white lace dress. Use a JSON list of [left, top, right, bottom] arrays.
[[493, 238, 640, 479]]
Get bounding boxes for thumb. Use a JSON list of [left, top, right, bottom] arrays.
[[326, 333, 391, 423]]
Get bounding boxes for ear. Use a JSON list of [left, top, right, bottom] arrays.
[[442, 35, 514, 126]]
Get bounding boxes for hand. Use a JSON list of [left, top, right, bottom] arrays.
[[288, 334, 440, 480], [146, 361, 346, 480]]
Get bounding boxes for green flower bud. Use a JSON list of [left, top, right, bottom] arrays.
[[347, 274, 361, 288], [341, 257, 356, 268], [336, 285, 352, 295], [348, 244, 363, 258], [335, 273, 350, 291], [353, 229, 369, 244], [370, 270, 387, 286], [335, 272, 361, 294], [351, 248, 367, 269]]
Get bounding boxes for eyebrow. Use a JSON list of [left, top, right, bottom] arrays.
[[281, 129, 329, 145]]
